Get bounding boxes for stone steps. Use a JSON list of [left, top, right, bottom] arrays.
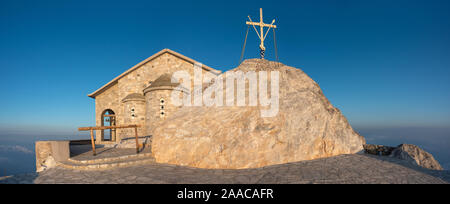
[[58, 153, 155, 170]]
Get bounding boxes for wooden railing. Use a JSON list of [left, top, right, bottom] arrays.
[[78, 124, 141, 156]]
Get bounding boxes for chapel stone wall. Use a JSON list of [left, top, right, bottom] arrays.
[[95, 83, 120, 143], [121, 99, 146, 138], [143, 89, 185, 136]]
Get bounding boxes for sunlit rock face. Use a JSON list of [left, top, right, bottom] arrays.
[[152, 59, 366, 169]]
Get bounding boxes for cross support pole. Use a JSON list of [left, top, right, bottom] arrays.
[[246, 21, 276, 28]]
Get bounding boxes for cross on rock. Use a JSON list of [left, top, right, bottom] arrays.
[[246, 8, 277, 59]]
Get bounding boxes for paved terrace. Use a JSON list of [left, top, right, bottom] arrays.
[[1, 152, 449, 184]]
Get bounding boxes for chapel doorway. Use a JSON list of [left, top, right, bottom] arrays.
[[101, 109, 116, 141]]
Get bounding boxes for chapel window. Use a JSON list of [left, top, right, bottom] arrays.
[[131, 107, 136, 118]]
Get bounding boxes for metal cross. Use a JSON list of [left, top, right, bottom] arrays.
[[246, 8, 277, 59]]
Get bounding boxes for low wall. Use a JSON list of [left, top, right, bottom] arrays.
[[35, 141, 70, 172]]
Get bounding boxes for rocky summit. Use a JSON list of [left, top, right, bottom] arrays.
[[152, 59, 366, 169], [390, 144, 443, 170]]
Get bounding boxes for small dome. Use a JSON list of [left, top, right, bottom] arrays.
[[122, 93, 145, 102], [147, 74, 179, 88]]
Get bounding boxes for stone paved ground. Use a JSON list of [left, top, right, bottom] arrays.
[[1, 154, 449, 184]]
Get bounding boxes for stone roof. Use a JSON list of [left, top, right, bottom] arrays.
[[143, 73, 188, 94], [122, 93, 145, 102], [88, 49, 221, 98]]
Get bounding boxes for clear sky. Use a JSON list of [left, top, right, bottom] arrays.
[[0, 0, 450, 134]]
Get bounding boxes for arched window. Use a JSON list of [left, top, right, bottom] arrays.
[[101, 109, 116, 141]]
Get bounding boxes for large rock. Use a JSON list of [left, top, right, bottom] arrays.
[[152, 59, 366, 169], [390, 144, 443, 170]]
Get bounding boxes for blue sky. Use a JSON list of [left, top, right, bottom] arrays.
[[0, 0, 449, 134]]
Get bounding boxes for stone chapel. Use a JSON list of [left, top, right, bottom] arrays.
[[87, 49, 221, 145]]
